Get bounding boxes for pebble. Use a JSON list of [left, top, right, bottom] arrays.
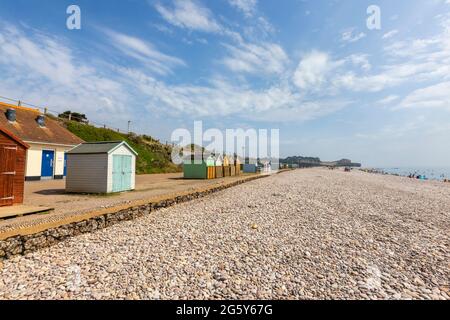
[[0, 169, 448, 300]]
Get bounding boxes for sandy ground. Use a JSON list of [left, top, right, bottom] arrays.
[[0, 168, 448, 300], [0, 172, 255, 234]]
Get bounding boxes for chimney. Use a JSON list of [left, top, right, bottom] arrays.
[[5, 108, 16, 122], [36, 115, 46, 127]]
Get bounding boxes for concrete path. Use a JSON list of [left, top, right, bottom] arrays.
[[0, 206, 53, 219], [0, 172, 257, 237]]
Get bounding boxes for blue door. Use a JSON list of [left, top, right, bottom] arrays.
[[121, 156, 132, 191], [112, 155, 122, 193], [112, 155, 132, 192], [41, 150, 54, 178], [63, 153, 68, 177]]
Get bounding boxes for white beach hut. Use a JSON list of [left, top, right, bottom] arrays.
[[215, 154, 223, 166], [66, 141, 138, 194]]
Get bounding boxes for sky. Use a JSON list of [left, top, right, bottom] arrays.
[[0, 0, 449, 167]]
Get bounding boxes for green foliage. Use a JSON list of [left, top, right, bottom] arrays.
[[59, 111, 88, 123], [64, 121, 181, 175]]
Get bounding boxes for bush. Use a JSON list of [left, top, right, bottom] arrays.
[[64, 121, 181, 174]]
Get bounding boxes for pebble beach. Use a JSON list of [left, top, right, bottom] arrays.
[[0, 168, 449, 300]]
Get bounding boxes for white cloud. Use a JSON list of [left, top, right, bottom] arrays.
[[382, 29, 399, 40], [331, 20, 450, 94], [332, 57, 450, 93], [378, 95, 400, 105], [0, 23, 129, 124], [155, 0, 222, 33], [384, 38, 443, 58], [343, 19, 449, 95], [399, 81, 450, 109], [341, 29, 366, 43], [228, 0, 258, 17], [292, 20, 450, 97], [293, 51, 342, 91], [292, 52, 385, 93], [332, 72, 395, 92], [119, 67, 349, 122], [103, 29, 185, 75], [0, 22, 349, 124], [348, 54, 371, 71], [196, 38, 208, 44], [256, 16, 275, 35], [222, 41, 289, 75], [242, 16, 276, 40], [153, 24, 174, 35], [153, 0, 247, 42]]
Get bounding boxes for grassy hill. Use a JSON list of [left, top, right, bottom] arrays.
[[63, 121, 181, 174]]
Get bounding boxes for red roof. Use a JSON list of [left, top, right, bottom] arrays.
[[0, 102, 83, 146]]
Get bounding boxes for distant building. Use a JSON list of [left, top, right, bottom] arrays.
[[1, 102, 84, 180]]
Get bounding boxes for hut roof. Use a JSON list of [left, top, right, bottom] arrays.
[[68, 141, 138, 155]]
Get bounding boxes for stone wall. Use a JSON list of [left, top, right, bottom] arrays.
[[0, 174, 268, 260]]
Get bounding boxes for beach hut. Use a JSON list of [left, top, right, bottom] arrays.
[[215, 154, 223, 166], [243, 164, 257, 173], [234, 156, 241, 176], [206, 155, 216, 166], [215, 154, 224, 178], [66, 141, 137, 193], [229, 157, 236, 176], [223, 155, 232, 177], [184, 154, 216, 179], [0, 127, 29, 206], [206, 155, 216, 179], [183, 161, 208, 179], [263, 161, 271, 173]]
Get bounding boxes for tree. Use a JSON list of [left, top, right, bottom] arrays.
[[58, 111, 88, 123]]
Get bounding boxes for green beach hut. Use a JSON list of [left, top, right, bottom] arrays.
[[183, 154, 216, 179]]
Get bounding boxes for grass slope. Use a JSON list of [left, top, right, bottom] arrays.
[[64, 121, 181, 174]]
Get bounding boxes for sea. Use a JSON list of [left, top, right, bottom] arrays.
[[375, 167, 450, 181]]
